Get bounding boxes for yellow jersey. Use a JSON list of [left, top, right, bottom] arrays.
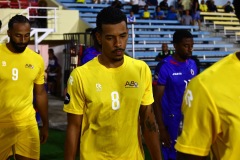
[[64, 55, 153, 160], [0, 44, 45, 127], [175, 52, 240, 159]]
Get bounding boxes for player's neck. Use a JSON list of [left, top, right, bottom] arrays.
[[173, 53, 186, 62], [98, 54, 124, 68]]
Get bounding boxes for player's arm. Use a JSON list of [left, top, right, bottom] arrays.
[[153, 84, 171, 148], [139, 104, 162, 160], [64, 113, 82, 160], [34, 83, 49, 144], [177, 152, 208, 160]]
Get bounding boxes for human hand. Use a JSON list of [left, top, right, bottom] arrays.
[[40, 125, 49, 144], [159, 128, 171, 148]]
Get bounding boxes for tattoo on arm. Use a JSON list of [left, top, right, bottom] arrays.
[[145, 116, 157, 132], [140, 106, 158, 134]]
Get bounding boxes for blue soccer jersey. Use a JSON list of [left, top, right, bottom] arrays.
[[157, 55, 197, 116], [157, 55, 198, 159]]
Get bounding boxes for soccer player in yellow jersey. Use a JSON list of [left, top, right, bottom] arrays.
[[175, 1, 240, 159], [0, 15, 48, 159], [64, 7, 162, 160]]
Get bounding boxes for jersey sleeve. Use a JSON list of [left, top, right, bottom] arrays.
[[141, 63, 154, 106], [157, 62, 168, 85], [175, 77, 221, 156], [153, 61, 163, 85], [34, 55, 45, 85], [63, 68, 85, 115]]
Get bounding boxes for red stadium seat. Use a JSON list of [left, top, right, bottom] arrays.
[[19, 0, 29, 8], [0, 0, 10, 8], [10, 1, 20, 8], [29, 1, 38, 16]]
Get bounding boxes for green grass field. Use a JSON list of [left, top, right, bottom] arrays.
[[40, 129, 152, 160]]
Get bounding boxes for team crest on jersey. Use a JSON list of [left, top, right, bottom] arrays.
[[25, 64, 34, 69], [2, 61, 6, 66], [64, 93, 70, 104], [125, 81, 138, 88], [190, 69, 195, 75]]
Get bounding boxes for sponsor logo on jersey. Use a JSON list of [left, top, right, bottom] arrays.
[[190, 69, 195, 75], [2, 61, 6, 66], [64, 93, 70, 104], [125, 81, 138, 88], [25, 64, 34, 69], [172, 72, 182, 76]]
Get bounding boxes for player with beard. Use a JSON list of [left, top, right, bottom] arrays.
[[175, 0, 240, 160], [0, 15, 48, 160], [64, 7, 162, 160], [153, 30, 198, 160]]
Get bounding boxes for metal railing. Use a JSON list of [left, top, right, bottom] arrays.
[[0, 6, 58, 52]]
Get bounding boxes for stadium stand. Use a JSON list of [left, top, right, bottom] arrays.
[[236, 32, 240, 42], [200, 12, 236, 17], [128, 37, 222, 44], [203, 16, 239, 25], [224, 26, 240, 37], [213, 21, 240, 30], [128, 30, 210, 38], [55, 0, 238, 72]]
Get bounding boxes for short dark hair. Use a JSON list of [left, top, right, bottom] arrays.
[[8, 15, 30, 30], [48, 48, 54, 54], [173, 30, 193, 44], [233, 0, 240, 20], [96, 7, 127, 32]]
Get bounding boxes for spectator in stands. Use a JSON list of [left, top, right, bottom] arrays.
[[155, 43, 174, 61], [153, 30, 198, 160], [130, 0, 139, 14], [165, 5, 178, 20], [64, 6, 162, 160], [159, 0, 169, 16], [207, 0, 217, 12], [141, 5, 151, 19], [199, 0, 208, 12], [127, 10, 136, 23], [176, 0, 184, 18], [76, 0, 85, 3], [191, 0, 202, 31], [176, 0, 183, 10], [37, 0, 48, 28], [154, 6, 165, 20], [181, 0, 191, 11], [81, 28, 101, 65], [146, 0, 158, 6], [206, 0, 211, 8], [46, 49, 61, 95], [139, 0, 146, 8], [175, 1, 240, 159], [181, 10, 193, 25], [92, 0, 100, 3], [111, 0, 123, 9], [223, 1, 234, 13]]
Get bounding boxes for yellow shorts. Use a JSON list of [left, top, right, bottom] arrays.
[[0, 124, 40, 160]]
